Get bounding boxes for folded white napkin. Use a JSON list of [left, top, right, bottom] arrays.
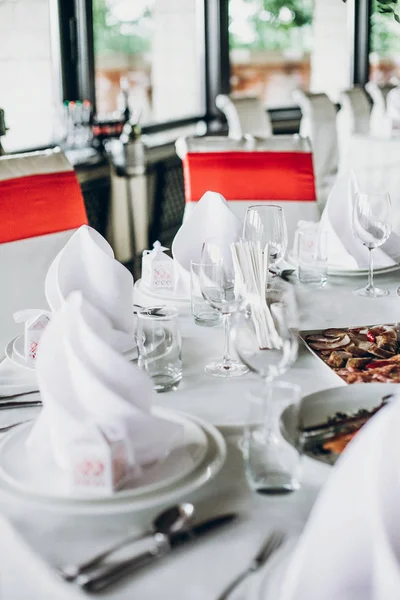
[[45, 224, 134, 352], [171, 191, 243, 296], [26, 291, 182, 494], [281, 395, 400, 600], [320, 173, 400, 270]]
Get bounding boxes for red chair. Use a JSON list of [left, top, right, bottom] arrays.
[[176, 136, 320, 246], [0, 148, 88, 347], [0, 148, 87, 243]]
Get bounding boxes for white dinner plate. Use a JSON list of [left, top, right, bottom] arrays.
[[135, 279, 190, 303], [0, 407, 208, 501], [287, 253, 400, 277], [0, 409, 226, 514], [6, 334, 138, 371], [282, 383, 399, 466]]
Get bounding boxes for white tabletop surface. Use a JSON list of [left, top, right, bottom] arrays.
[[0, 270, 400, 599]]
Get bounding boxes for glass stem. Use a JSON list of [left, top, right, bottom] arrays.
[[222, 314, 231, 368], [367, 248, 374, 291]]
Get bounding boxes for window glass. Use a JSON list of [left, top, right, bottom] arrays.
[[229, 0, 314, 108], [93, 0, 205, 124], [370, 0, 400, 83], [0, 0, 60, 152]]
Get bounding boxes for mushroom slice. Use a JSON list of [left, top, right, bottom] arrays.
[[308, 334, 351, 351]]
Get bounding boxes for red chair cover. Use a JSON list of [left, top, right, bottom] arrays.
[[182, 151, 317, 203], [0, 167, 87, 244]]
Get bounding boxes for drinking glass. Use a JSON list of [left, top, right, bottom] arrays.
[[243, 205, 288, 269], [296, 227, 328, 287], [243, 382, 302, 494], [199, 240, 249, 377], [136, 306, 182, 392], [190, 261, 222, 327], [231, 285, 299, 383], [352, 192, 392, 297]]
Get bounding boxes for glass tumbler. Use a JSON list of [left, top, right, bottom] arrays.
[[190, 261, 221, 327], [296, 227, 328, 287], [137, 306, 182, 392], [243, 382, 302, 494]]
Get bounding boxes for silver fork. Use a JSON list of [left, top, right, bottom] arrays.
[[216, 530, 285, 600], [0, 420, 32, 433]]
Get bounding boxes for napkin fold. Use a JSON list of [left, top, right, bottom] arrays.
[[26, 291, 181, 494], [320, 173, 400, 270], [171, 191, 243, 296], [281, 395, 400, 600], [45, 225, 134, 352]]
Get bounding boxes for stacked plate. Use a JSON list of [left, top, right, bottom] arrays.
[[0, 408, 226, 514], [134, 279, 190, 306], [5, 333, 137, 372]]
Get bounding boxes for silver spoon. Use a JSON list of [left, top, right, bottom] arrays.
[[59, 502, 195, 581]]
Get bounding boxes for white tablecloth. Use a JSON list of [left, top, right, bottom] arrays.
[[0, 270, 400, 599]]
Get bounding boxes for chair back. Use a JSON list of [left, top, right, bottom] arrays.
[[176, 135, 320, 247], [339, 87, 371, 134], [292, 90, 338, 208], [215, 95, 273, 139], [366, 82, 397, 136], [0, 148, 87, 243], [0, 148, 88, 346]]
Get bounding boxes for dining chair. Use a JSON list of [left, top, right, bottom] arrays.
[[366, 82, 397, 136], [292, 90, 338, 210], [215, 95, 273, 139], [338, 87, 371, 135], [0, 147, 88, 347], [175, 135, 320, 248]]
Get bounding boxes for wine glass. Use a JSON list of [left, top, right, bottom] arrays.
[[231, 285, 299, 384], [199, 240, 249, 377], [243, 205, 288, 269], [352, 192, 392, 297]]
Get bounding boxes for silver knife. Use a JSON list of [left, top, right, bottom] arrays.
[[77, 513, 237, 593], [0, 400, 42, 410]]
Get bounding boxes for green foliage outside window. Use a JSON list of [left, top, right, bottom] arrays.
[[93, 0, 152, 56], [371, 0, 400, 56], [228, 0, 313, 53]]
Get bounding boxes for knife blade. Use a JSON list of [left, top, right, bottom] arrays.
[[77, 513, 237, 593]]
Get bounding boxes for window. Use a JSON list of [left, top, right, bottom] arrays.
[[370, 0, 400, 84], [0, 0, 61, 152], [92, 0, 206, 125], [228, 0, 314, 108]]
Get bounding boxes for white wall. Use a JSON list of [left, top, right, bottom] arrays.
[[151, 0, 204, 122], [0, 0, 59, 151], [310, 0, 352, 102]]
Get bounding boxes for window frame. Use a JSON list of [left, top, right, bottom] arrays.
[[5, 0, 372, 154]]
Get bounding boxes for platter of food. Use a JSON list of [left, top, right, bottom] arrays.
[[281, 384, 399, 465], [300, 324, 400, 384]]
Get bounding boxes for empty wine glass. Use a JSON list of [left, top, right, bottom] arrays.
[[243, 205, 288, 269], [199, 240, 249, 377], [231, 285, 299, 384], [352, 192, 392, 297]]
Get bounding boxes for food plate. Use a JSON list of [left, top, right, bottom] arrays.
[[6, 335, 138, 371], [135, 279, 190, 304], [282, 383, 399, 466], [0, 408, 226, 514], [300, 324, 400, 384]]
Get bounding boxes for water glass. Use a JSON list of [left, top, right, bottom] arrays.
[[296, 227, 328, 287], [136, 306, 182, 392], [243, 382, 302, 494], [190, 261, 221, 327]]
